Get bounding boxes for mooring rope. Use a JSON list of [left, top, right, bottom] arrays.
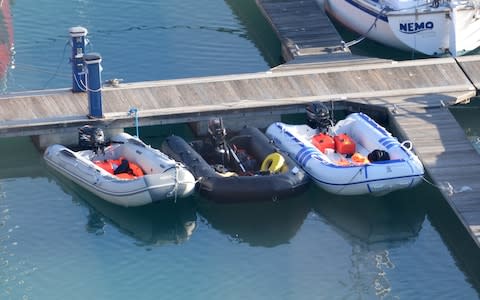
[[341, 8, 387, 49], [338, 1, 443, 51], [421, 176, 473, 196]]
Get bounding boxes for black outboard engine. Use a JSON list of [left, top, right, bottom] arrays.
[[207, 118, 230, 163], [208, 118, 227, 147], [78, 125, 106, 153], [306, 102, 332, 131]]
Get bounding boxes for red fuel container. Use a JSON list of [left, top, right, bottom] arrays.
[[311, 133, 335, 153], [334, 133, 356, 155]]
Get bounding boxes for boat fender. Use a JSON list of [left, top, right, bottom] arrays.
[[260, 153, 285, 174], [367, 149, 390, 162]]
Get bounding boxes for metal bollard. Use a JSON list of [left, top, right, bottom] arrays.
[[69, 26, 88, 93], [84, 53, 103, 118]]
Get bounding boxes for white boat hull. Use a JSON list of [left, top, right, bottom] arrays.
[[44, 133, 196, 207], [266, 112, 424, 196], [323, 0, 480, 56]]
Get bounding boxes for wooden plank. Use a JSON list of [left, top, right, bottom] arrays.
[[457, 55, 480, 92], [394, 107, 480, 247], [0, 60, 474, 125], [256, 0, 349, 60]]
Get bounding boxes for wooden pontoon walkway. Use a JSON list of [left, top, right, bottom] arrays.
[[0, 56, 477, 136], [256, 0, 350, 62], [256, 0, 480, 247], [0, 56, 479, 248], [0, 0, 479, 250], [392, 105, 480, 246]]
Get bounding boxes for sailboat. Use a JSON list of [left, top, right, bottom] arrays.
[[323, 0, 480, 57]]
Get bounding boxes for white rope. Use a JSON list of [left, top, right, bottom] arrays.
[[172, 164, 179, 203], [341, 7, 387, 49], [334, 166, 363, 194], [73, 70, 87, 92], [340, 0, 444, 50], [421, 176, 473, 195], [72, 68, 103, 93], [83, 70, 103, 93]]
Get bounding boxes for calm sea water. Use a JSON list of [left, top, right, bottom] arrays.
[[1, 0, 480, 299]]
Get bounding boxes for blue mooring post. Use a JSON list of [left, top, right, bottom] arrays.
[[69, 26, 88, 93], [84, 53, 103, 118]]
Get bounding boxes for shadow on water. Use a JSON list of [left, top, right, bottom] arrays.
[[391, 98, 480, 293], [0, 137, 44, 179], [310, 185, 428, 298], [46, 169, 197, 247], [124, 123, 196, 148], [450, 102, 480, 155], [318, 1, 430, 61], [196, 194, 310, 248], [433, 102, 480, 292], [422, 180, 480, 296], [224, 0, 283, 67], [311, 185, 427, 250]]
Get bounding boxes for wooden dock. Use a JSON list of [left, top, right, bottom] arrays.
[[0, 0, 479, 249], [255, 0, 480, 248], [256, 0, 349, 61], [391, 106, 480, 246], [0, 56, 476, 137]]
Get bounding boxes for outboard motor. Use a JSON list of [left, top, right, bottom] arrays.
[[207, 118, 230, 163], [208, 118, 227, 147], [306, 102, 332, 131], [78, 125, 106, 153]]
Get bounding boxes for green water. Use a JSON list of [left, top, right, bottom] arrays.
[[0, 0, 479, 299]]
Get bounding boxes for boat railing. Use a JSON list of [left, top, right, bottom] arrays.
[[472, 0, 480, 9], [383, 0, 471, 10], [448, 0, 480, 8]]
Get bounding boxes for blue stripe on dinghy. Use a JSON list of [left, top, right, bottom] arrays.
[[380, 137, 395, 144], [379, 136, 390, 143], [343, 0, 388, 23], [380, 138, 398, 149], [297, 147, 318, 166], [384, 141, 398, 149], [309, 173, 424, 187]]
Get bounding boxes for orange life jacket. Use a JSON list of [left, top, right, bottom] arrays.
[[94, 158, 144, 178]]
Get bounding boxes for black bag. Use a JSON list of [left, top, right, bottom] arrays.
[[114, 159, 133, 175], [368, 149, 390, 162]]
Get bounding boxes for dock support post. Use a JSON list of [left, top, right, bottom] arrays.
[[69, 26, 88, 93], [84, 53, 103, 118]]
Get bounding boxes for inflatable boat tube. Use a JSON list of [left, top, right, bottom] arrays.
[[161, 127, 309, 203]]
